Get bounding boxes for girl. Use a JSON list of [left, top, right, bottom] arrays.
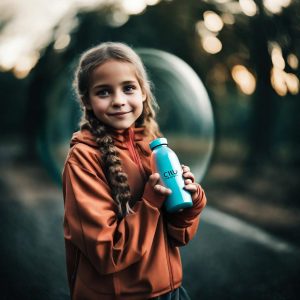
[[62, 42, 207, 300]]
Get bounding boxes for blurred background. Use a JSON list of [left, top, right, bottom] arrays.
[[1, 0, 300, 299]]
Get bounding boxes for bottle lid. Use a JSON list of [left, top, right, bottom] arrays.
[[149, 138, 168, 150]]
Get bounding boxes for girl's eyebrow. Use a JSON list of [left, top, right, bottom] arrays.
[[122, 80, 138, 85], [92, 80, 138, 89], [92, 84, 111, 89]]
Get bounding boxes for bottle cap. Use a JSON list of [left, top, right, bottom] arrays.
[[149, 138, 168, 150]]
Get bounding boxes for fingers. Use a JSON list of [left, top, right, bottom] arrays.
[[181, 165, 190, 172], [148, 173, 172, 196], [184, 183, 198, 192], [148, 173, 160, 187], [154, 184, 172, 195], [182, 164, 198, 199], [182, 165, 195, 183], [184, 178, 193, 185], [184, 183, 198, 201]]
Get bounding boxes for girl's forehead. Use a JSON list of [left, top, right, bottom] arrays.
[[90, 60, 139, 84]]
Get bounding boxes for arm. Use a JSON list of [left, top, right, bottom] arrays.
[[63, 157, 165, 276], [150, 165, 207, 247], [165, 184, 207, 247]]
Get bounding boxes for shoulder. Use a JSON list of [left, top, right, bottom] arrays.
[[65, 143, 103, 177]]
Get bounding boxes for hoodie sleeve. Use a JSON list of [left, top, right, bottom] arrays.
[[63, 148, 165, 276], [165, 185, 207, 247]]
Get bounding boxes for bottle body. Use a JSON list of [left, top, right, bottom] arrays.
[[150, 138, 193, 213]]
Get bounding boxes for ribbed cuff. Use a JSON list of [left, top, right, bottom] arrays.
[[166, 184, 207, 227]]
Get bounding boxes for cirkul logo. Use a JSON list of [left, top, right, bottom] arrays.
[[163, 169, 178, 179]]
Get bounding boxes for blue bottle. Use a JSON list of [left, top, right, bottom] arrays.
[[149, 138, 193, 213]]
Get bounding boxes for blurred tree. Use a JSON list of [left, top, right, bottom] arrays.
[[1, 0, 300, 167]]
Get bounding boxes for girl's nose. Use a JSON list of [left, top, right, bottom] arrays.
[[111, 92, 126, 107]]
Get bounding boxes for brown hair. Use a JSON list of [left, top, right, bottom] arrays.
[[73, 42, 161, 218]]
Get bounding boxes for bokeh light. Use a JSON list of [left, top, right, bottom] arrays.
[[271, 67, 299, 96], [13, 52, 40, 79], [287, 54, 299, 70], [231, 64, 256, 95], [271, 43, 285, 70], [202, 36, 223, 54], [203, 11, 224, 32], [271, 67, 288, 96], [121, 0, 147, 15], [221, 13, 235, 25], [263, 0, 292, 14], [53, 34, 71, 51], [239, 0, 258, 17]]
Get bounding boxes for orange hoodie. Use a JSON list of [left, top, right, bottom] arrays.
[[62, 127, 207, 300]]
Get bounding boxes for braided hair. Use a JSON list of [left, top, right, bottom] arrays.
[[73, 42, 161, 218]]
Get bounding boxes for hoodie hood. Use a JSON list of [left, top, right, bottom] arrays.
[[70, 129, 98, 148], [70, 127, 146, 150]]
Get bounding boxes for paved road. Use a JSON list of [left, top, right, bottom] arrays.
[[0, 161, 299, 300], [182, 208, 300, 299]]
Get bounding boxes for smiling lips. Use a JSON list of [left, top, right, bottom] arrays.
[[107, 111, 132, 116]]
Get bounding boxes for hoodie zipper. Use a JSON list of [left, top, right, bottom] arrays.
[[128, 129, 174, 289], [127, 128, 147, 181]]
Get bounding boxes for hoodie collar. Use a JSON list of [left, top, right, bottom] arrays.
[[70, 126, 145, 149], [110, 127, 144, 148]]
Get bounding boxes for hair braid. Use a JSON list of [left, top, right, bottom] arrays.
[[84, 110, 134, 219]]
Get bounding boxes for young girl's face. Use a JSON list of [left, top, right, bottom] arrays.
[[87, 59, 146, 130]]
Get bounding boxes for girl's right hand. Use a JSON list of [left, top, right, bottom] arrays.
[[148, 173, 172, 196]]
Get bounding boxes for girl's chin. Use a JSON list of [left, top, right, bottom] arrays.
[[106, 121, 136, 130]]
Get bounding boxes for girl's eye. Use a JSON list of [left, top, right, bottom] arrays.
[[96, 89, 110, 97], [124, 85, 136, 93]]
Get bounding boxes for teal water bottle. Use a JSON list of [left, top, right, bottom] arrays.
[[149, 138, 193, 213]]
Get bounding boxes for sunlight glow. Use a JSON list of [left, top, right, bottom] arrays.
[[202, 36, 223, 54], [0, 37, 29, 70], [239, 0, 258, 17], [0, 0, 161, 78], [203, 11, 224, 32], [231, 64, 256, 95], [0, 0, 82, 76]]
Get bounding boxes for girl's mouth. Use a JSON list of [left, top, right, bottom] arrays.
[[108, 111, 132, 116]]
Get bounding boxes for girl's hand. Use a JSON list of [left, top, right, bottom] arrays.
[[148, 173, 172, 196], [182, 165, 198, 201]]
